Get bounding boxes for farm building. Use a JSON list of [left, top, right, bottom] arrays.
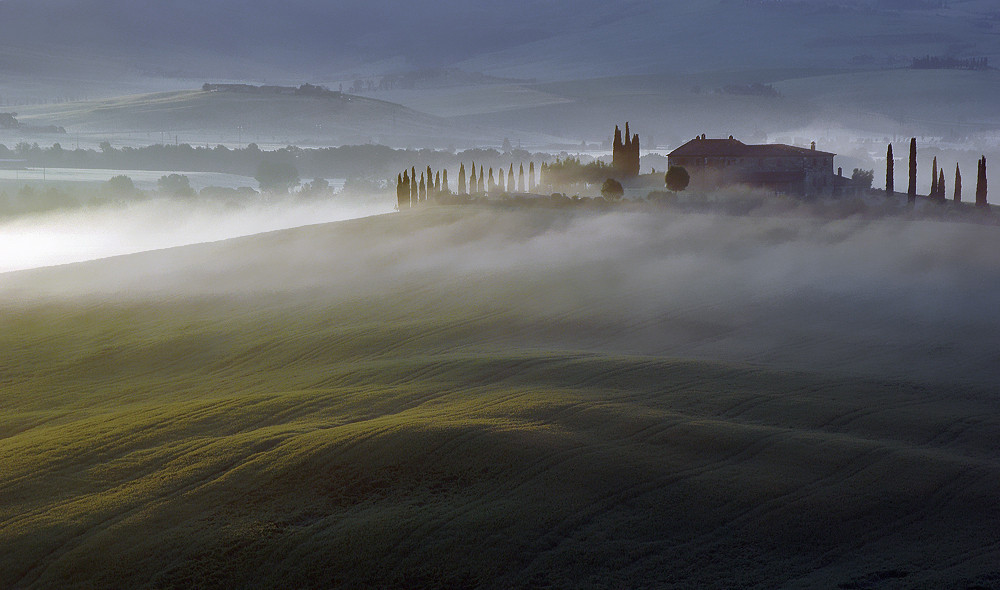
[[668, 135, 836, 196]]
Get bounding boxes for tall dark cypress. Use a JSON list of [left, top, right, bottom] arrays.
[[458, 163, 466, 194], [396, 173, 404, 208], [419, 173, 426, 202], [488, 167, 495, 193], [411, 166, 417, 201], [518, 163, 525, 192], [402, 171, 411, 208], [508, 164, 514, 191], [931, 156, 938, 199], [622, 123, 632, 176], [478, 166, 485, 194], [435, 171, 440, 192], [632, 133, 641, 176], [886, 144, 894, 195], [938, 169, 945, 202], [498, 168, 505, 192], [954, 164, 961, 202], [443, 169, 449, 193], [976, 156, 988, 207], [907, 138, 917, 203], [612, 125, 623, 173], [528, 161, 535, 192], [426, 166, 433, 192]]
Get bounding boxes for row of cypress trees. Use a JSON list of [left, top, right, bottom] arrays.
[[396, 165, 449, 209], [891, 139, 988, 207], [397, 162, 537, 208], [459, 162, 535, 195]]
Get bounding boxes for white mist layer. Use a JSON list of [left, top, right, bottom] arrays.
[[4, 204, 1000, 385], [0, 197, 393, 273]]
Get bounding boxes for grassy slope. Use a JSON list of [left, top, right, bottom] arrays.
[[1, 206, 999, 589]]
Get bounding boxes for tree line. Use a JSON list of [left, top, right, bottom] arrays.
[[0, 141, 556, 187], [396, 161, 539, 209], [892, 138, 988, 207]]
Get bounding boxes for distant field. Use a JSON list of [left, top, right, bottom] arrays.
[[13, 90, 514, 148], [0, 167, 260, 191], [2, 205, 999, 588]]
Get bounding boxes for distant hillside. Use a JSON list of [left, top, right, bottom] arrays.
[[14, 87, 563, 148]]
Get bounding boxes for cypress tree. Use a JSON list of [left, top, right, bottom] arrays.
[[908, 138, 917, 203], [622, 123, 632, 176], [411, 166, 417, 201], [938, 169, 945, 202], [518, 163, 525, 192], [458, 163, 466, 194], [419, 173, 425, 202], [954, 164, 961, 202], [976, 156, 988, 207], [529, 161, 535, 192], [931, 156, 938, 199], [612, 125, 623, 172], [443, 169, 449, 193], [498, 168, 505, 192], [402, 171, 411, 208], [886, 144, 894, 195], [426, 166, 433, 192], [632, 133, 641, 176], [983, 156, 987, 205], [508, 164, 514, 191], [488, 167, 495, 193], [435, 171, 440, 192], [478, 166, 485, 194], [396, 173, 404, 208]]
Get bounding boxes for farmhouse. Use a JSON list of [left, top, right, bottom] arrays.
[[668, 135, 835, 196]]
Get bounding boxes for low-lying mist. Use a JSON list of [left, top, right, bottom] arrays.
[[0, 195, 392, 273], [4, 201, 1000, 386]]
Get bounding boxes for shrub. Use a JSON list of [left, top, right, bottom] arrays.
[[665, 166, 690, 192], [601, 178, 624, 200]]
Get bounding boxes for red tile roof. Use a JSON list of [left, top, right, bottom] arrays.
[[669, 138, 835, 158]]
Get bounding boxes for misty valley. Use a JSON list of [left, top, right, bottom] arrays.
[[2, 1, 1000, 589]]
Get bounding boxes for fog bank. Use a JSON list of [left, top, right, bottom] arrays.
[[4, 204, 1000, 386], [0, 196, 392, 273]]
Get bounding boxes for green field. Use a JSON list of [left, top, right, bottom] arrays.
[[2, 205, 999, 588]]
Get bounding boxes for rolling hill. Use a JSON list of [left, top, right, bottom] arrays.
[[12, 88, 560, 148], [2, 204, 999, 588]]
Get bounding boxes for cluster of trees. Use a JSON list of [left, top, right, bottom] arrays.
[[539, 158, 612, 187], [851, 168, 874, 190], [911, 56, 990, 71], [612, 123, 640, 177], [254, 158, 300, 193], [396, 161, 539, 209], [895, 139, 988, 206], [396, 165, 449, 209], [0, 141, 556, 190]]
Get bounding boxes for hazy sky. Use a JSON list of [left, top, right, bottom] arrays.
[[0, 0, 995, 82]]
